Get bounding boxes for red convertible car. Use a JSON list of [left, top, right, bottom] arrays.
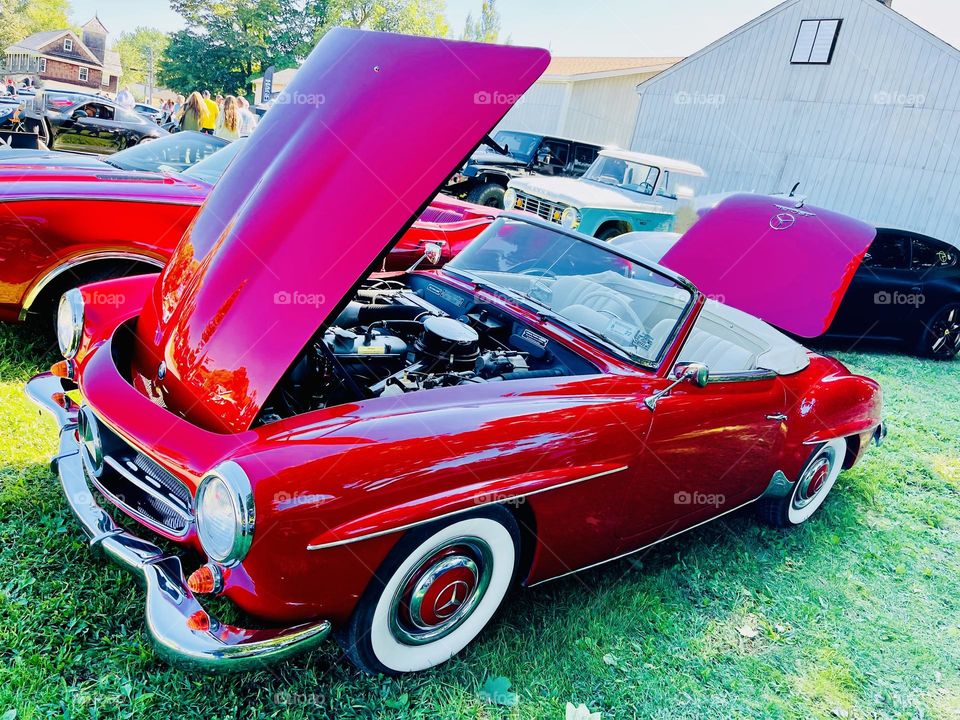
[[27, 30, 884, 675], [0, 142, 496, 327]]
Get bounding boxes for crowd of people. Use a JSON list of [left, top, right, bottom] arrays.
[[158, 90, 258, 140]]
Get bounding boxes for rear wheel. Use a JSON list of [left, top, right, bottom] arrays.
[[339, 506, 519, 675], [465, 182, 506, 208], [756, 438, 846, 527], [917, 304, 960, 360]]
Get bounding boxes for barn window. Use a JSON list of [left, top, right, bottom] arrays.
[[79, 67, 88, 81], [38, 58, 46, 73], [64, 38, 73, 52], [791, 19, 842, 64]]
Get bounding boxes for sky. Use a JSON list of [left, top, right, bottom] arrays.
[[67, 0, 960, 54]]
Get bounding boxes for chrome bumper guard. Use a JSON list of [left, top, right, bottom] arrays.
[[25, 372, 331, 672], [874, 421, 888, 446]]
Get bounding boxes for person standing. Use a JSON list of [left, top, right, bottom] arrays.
[[116, 86, 135, 109], [236, 96, 258, 137], [179, 92, 206, 132], [214, 95, 241, 141], [200, 90, 218, 135]]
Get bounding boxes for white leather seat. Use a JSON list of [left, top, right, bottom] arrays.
[[550, 277, 643, 326], [649, 319, 756, 374]]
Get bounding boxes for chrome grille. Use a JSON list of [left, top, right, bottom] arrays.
[[515, 192, 568, 224]]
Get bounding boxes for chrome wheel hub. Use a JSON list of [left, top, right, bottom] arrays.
[[390, 537, 492, 646], [793, 453, 833, 510]]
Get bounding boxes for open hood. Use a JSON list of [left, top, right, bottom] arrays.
[[659, 194, 876, 338], [131, 28, 549, 433]]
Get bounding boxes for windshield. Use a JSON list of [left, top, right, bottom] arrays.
[[490, 131, 541, 162], [446, 217, 694, 366], [106, 131, 228, 173], [182, 138, 244, 184], [583, 155, 660, 196]]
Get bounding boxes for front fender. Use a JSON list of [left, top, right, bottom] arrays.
[[75, 274, 160, 364]]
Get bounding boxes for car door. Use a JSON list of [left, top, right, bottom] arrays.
[[54, 102, 120, 153], [615, 371, 787, 549], [830, 231, 914, 340], [535, 139, 570, 175]]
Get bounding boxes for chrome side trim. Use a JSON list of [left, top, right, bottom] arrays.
[[708, 369, 778, 384], [528, 496, 761, 587], [25, 371, 330, 672], [18, 252, 164, 321], [306, 465, 630, 551]]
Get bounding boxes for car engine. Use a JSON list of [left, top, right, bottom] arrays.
[[258, 278, 589, 423]]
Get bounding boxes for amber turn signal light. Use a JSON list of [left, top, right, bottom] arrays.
[[50, 359, 75, 380], [187, 563, 223, 595], [186, 610, 210, 632]]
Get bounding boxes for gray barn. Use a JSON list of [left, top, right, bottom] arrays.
[[630, 0, 960, 244]]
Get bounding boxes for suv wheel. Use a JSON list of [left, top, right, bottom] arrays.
[[466, 183, 506, 208]]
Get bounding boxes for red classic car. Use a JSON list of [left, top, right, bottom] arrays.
[[0, 142, 496, 327], [27, 30, 884, 675]]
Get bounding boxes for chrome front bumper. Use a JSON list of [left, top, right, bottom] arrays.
[[25, 372, 331, 672]]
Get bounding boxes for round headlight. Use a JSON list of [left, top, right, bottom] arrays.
[[560, 207, 582, 230], [195, 462, 254, 565], [502, 188, 518, 210], [56, 288, 84, 359]]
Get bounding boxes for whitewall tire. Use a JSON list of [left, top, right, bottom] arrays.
[[340, 506, 519, 675], [757, 438, 847, 527]]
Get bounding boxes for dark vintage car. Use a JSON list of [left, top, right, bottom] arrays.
[[0, 130, 228, 173], [445, 130, 601, 208], [22, 88, 167, 154], [824, 228, 960, 359], [26, 30, 883, 675]]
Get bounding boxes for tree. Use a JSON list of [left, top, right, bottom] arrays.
[[0, 0, 72, 53], [159, 0, 449, 97], [114, 27, 169, 90], [461, 0, 500, 43]]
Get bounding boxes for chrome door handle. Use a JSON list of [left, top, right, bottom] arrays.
[[766, 413, 788, 421]]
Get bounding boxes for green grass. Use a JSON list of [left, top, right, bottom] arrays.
[[1, 323, 958, 719]]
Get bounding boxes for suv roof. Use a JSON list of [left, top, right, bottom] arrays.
[[598, 148, 707, 177], [496, 129, 600, 147]]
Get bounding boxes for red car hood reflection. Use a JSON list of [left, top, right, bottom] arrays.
[[133, 28, 549, 433], [660, 194, 876, 338], [0, 164, 210, 202]]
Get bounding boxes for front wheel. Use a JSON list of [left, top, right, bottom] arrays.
[[756, 438, 846, 527], [339, 506, 519, 675], [917, 304, 960, 360], [465, 182, 506, 208]]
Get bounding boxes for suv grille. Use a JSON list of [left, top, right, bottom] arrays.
[[515, 191, 568, 224]]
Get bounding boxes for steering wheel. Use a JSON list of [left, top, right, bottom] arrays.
[[519, 268, 557, 279], [636, 182, 654, 195]]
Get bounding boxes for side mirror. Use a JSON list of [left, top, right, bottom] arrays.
[[406, 240, 447, 272], [644, 362, 710, 410], [423, 242, 444, 266]]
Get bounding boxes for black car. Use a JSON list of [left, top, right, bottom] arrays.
[[826, 228, 960, 359], [444, 129, 601, 208], [23, 89, 167, 154]]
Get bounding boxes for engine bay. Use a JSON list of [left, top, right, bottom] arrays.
[[257, 275, 598, 423]]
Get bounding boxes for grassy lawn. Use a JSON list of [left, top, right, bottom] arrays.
[[0, 323, 958, 719]]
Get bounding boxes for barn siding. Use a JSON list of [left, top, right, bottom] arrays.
[[631, 0, 960, 243]]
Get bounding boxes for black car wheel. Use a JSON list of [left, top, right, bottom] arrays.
[[465, 183, 505, 208], [918, 303, 960, 360]]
